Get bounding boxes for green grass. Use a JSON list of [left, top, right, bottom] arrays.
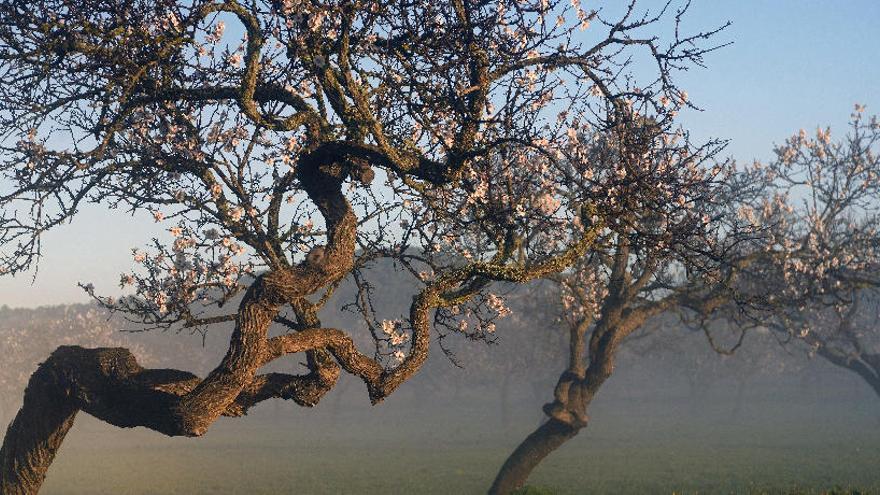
[[514, 486, 559, 495], [515, 488, 873, 495], [32, 395, 880, 494]]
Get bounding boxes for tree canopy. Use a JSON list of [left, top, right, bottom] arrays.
[[0, 1, 733, 493]]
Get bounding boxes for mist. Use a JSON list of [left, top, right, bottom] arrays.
[[2, 275, 878, 494]]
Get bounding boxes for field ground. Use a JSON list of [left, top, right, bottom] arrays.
[[32, 388, 880, 495]]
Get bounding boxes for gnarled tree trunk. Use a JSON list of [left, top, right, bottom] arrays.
[[0, 296, 367, 494], [0, 354, 80, 494], [0, 156, 390, 494], [490, 310, 628, 494], [0, 278, 283, 495], [490, 418, 580, 495]]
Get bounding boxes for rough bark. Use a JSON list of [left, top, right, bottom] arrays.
[[0, 322, 377, 494], [0, 356, 79, 495], [0, 342, 282, 493], [489, 315, 615, 495], [0, 257, 452, 493], [489, 261, 659, 494], [489, 418, 580, 495]]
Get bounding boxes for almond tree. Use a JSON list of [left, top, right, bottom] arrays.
[[728, 108, 880, 398], [489, 108, 880, 493], [489, 112, 754, 493], [0, 0, 726, 492]]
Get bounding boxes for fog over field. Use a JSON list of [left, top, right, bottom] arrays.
[[2, 272, 879, 494]]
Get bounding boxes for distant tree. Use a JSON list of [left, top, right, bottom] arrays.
[[725, 109, 880, 398], [0, 0, 724, 492], [490, 112, 750, 493], [489, 108, 880, 493]]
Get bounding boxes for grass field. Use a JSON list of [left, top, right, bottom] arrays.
[[32, 388, 880, 495]]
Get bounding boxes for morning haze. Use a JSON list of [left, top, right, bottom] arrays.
[[0, 1, 878, 494]]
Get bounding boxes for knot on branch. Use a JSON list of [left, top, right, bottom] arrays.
[[541, 401, 589, 429], [367, 380, 390, 405], [304, 245, 327, 269], [348, 159, 375, 185]]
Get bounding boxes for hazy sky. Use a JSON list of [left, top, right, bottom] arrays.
[[1, 0, 879, 308]]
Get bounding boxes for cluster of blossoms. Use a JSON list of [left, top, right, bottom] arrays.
[[486, 293, 512, 319], [432, 291, 513, 344], [380, 319, 409, 366], [757, 109, 880, 302], [85, 221, 256, 328], [559, 264, 606, 324]]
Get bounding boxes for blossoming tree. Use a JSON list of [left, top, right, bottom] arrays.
[[0, 0, 726, 492], [488, 112, 755, 493], [489, 108, 880, 493], [725, 108, 880, 398]]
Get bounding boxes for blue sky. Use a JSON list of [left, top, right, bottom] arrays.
[[2, 0, 879, 308], [678, 0, 880, 159]]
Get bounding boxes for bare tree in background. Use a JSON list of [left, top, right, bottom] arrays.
[[0, 0, 728, 492]]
